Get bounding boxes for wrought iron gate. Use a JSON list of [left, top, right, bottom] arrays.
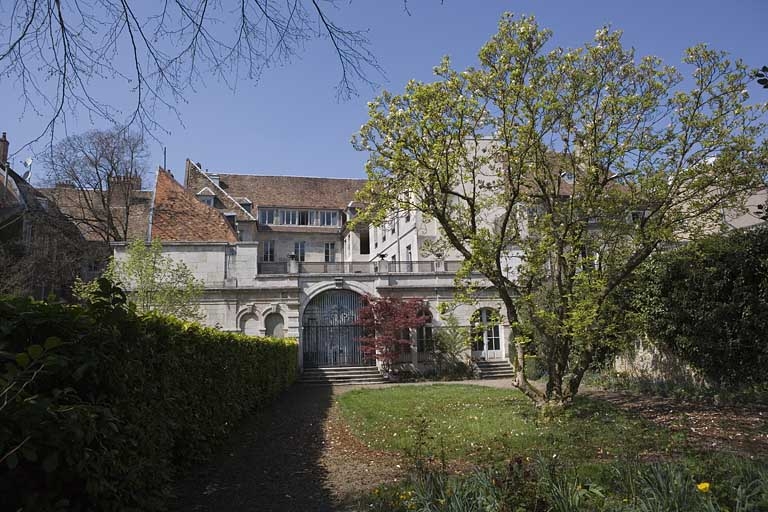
[[302, 290, 370, 367]]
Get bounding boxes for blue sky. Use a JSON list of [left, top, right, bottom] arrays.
[[2, 0, 765, 184]]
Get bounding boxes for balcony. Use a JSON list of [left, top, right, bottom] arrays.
[[257, 260, 464, 275]]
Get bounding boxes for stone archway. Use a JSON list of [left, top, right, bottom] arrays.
[[302, 289, 369, 368]]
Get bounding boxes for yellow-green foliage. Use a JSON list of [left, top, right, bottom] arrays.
[[0, 281, 297, 511]]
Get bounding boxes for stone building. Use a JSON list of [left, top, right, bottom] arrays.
[[110, 161, 511, 371]]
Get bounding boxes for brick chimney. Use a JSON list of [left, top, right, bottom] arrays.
[[0, 132, 9, 167]]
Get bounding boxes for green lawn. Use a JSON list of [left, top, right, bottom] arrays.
[[338, 384, 678, 464]]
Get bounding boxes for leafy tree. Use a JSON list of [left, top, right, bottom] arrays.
[[357, 294, 429, 371], [44, 127, 148, 243], [0, 0, 383, 144], [353, 14, 766, 405], [76, 239, 203, 320]]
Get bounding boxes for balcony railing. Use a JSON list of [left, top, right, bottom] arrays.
[[256, 260, 465, 275]]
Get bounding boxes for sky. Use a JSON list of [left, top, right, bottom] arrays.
[[1, 0, 766, 185]]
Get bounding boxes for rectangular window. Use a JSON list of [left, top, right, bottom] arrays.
[[391, 217, 396, 234], [259, 208, 275, 224], [405, 210, 411, 223], [324, 242, 336, 263], [360, 230, 370, 255], [373, 227, 378, 248], [263, 240, 275, 262], [294, 241, 306, 262], [299, 210, 309, 225], [382, 223, 387, 242]]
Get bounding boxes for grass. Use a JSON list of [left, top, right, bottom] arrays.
[[338, 384, 679, 465]]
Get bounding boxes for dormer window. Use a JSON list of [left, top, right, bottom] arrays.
[[196, 187, 216, 207]]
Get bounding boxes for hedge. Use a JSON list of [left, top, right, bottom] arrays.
[[0, 280, 297, 511], [634, 225, 768, 388]]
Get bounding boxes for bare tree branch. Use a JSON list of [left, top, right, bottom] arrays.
[[0, 0, 384, 154]]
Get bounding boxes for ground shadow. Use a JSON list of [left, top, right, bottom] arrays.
[[169, 383, 337, 512]]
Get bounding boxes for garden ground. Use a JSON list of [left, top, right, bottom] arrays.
[[170, 380, 768, 511]]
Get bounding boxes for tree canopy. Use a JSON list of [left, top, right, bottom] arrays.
[[44, 126, 148, 243], [353, 13, 766, 405]]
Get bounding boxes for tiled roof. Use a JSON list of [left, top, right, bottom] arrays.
[[217, 174, 367, 209], [185, 160, 256, 222], [152, 169, 238, 243]]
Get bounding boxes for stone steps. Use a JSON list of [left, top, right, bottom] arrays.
[[475, 360, 515, 379], [298, 366, 386, 386]]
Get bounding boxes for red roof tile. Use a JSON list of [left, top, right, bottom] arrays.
[[152, 169, 238, 243]]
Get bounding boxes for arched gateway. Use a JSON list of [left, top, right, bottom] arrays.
[[302, 289, 370, 367]]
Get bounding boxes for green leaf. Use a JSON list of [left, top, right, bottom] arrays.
[[27, 344, 44, 360], [42, 451, 59, 473], [15, 353, 30, 369], [44, 336, 63, 350]]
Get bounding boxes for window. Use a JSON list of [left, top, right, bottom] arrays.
[[259, 208, 275, 224], [199, 196, 214, 207], [318, 210, 339, 226], [280, 209, 298, 225], [405, 210, 411, 223], [299, 210, 309, 225], [472, 309, 500, 352], [240, 202, 252, 213], [360, 230, 370, 255], [373, 227, 378, 248], [630, 211, 646, 224], [391, 217, 396, 234], [294, 241, 306, 262], [324, 242, 336, 263], [406, 245, 413, 272], [382, 224, 387, 242], [263, 240, 275, 262], [416, 309, 433, 353], [224, 213, 237, 230]]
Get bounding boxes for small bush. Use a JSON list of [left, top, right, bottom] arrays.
[[0, 280, 297, 511]]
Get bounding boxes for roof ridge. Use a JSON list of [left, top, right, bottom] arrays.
[[215, 172, 366, 181]]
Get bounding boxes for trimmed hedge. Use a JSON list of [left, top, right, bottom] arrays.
[[0, 281, 297, 511], [634, 225, 768, 388]]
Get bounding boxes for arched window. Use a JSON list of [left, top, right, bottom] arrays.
[[265, 313, 285, 338], [240, 313, 259, 336]]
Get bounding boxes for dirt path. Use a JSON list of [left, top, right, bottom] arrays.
[[170, 383, 405, 512]]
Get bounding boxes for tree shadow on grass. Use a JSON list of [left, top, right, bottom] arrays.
[[170, 383, 336, 512]]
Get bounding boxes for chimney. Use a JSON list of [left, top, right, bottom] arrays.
[[0, 132, 8, 167]]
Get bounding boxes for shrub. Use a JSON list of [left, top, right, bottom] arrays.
[[0, 280, 297, 511], [634, 225, 768, 388]]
